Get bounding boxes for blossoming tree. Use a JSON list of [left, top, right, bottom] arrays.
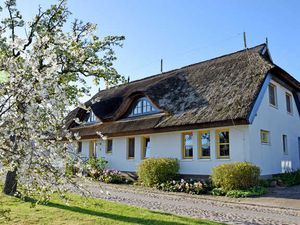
[[0, 0, 124, 198]]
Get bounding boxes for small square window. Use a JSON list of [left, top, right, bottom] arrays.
[[268, 84, 277, 107], [260, 130, 270, 144]]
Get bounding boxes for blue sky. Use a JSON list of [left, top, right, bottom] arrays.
[[15, 0, 300, 99]]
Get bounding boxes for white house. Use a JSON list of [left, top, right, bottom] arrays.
[[66, 44, 300, 176]]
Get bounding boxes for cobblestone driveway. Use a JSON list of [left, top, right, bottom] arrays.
[[74, 180, 300, 225]]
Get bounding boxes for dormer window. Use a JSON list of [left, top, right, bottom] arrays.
[[128, 97, 159, 117], [87, 110, 97, 123]]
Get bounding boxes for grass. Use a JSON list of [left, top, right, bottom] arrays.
[[0, 191, 224, 225]]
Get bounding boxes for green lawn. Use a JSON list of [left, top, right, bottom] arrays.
[[0, 192, 224, 225]]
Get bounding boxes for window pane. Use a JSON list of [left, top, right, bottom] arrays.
[[183, 133, 193, 158], [107, 139, 112, 153], [77, 142, 82, 154], [219, 144, 230, 156], [185, 146, 193, 157], [144, 137, 150, 158], [128, 138, 135, 158], [260, 130, 270, 144], [219, 131, 229, 143], [201, 133, 210, 146], [286, 94, 292, 113], [283, 135, 288, 154], [269, 85, 276, 106], [202, 145, 210, 157]]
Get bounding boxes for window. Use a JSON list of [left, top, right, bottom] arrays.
[[268, 84, 277, 106], [88, 110, 97, 123], [182, 132, 193, 159], [260, 130, 270, 144], [77, 142, 82, 154], [142, 137, 151, 159], [282, 135, 288, 154], [106, 139, 113, 154], [129, 97, 159, 117], [216, 129, 230, 158], [89, 140, 96, 158], [199, 131, 210, 158], [286, 93, 292, 114], [127, 138, 135, 159]]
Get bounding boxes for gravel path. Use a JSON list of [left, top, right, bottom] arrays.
[[73, 180, 300, 225]]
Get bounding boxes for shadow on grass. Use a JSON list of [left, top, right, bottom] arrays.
[[44, 201, 210, 225]]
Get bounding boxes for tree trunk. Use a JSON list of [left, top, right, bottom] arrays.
[[3, 168, 17, 195]]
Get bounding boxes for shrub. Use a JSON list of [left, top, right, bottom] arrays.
[[211, 186, 267, 198], [211, 162, 260, 191], [156, 179, 210, 195], [84, 157, 108, 179], [137, 158, 179, 186], [211, 188, 226, 196], [273, 170, 300, 186], [225, 186, 267, 198], [100, 169, 132, 184], [65, 159, 80, 177]]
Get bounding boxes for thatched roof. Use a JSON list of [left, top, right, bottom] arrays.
[[66, 44, 300, 138]]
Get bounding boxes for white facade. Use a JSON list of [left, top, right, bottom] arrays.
[[78, 78, 300, 176]]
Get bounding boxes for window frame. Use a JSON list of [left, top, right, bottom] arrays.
[[87, 110, 97, 123], [77, 141, 82, 154], [182, 132, 193, 159], [127, 137, 135, 159], [282, 134, 288, 155], [128, 97, 159, 117], [216, 129, 230, 159], [106, 139, 113, 154], [285, 92, 293, 114], [268, 83, 277, 107], [198, 130, 211, 159], [260, 130, 270, 144], [141, 136, 150, 159], [89, 140, 96, 158]]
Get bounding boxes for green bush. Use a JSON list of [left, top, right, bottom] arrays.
[[212, 162, 260, 191], [137, 158, 179, 187], [211, 188, 226, 196], [84, 157, 108, 179], [65, 159, 80, 177], [225, 186, 267, 198], [211, 186, 267, 198], [273, 170, 300, 186]]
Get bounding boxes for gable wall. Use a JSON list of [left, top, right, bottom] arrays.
[[249, 78, 300, 175]]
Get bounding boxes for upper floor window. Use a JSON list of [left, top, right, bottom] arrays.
[[285, 93, 293, 114], [128, 97, 159, 117], [268, 84, 277, 107], [87, 110, 97, 123]]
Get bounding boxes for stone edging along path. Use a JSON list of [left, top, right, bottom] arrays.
[[71, 179, 300, 225]]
